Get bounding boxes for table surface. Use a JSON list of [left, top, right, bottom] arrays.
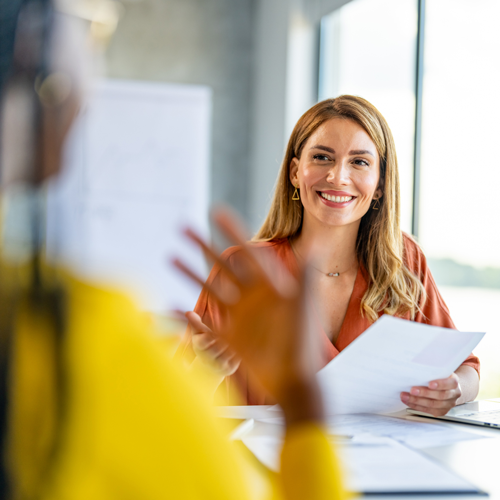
[[219, 404, 500, 499]]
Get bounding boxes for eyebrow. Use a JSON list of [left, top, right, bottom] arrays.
[[310, 145, 375, 157]]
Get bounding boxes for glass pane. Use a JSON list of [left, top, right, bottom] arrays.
[[420, 0, 500, 398], [319, 0, 418, 234]]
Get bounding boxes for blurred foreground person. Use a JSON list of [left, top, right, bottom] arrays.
[[0, 1, 346, 499]]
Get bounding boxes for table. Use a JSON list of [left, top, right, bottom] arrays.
[[219, 405, 500, 499]]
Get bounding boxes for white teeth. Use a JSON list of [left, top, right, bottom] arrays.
[[320, 192, 353, 203]]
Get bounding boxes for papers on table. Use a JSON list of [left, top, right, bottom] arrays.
[[316, 315, 484, 415], [328, 413, 488, 449], [249, 412, 488, 449], [242, 433, 483, 494]]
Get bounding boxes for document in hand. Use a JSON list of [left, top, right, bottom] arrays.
[[317, 315, 484, 416]]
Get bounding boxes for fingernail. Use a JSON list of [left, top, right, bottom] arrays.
[[401, 393, 409, 403], [410, 388, 420, 396], [429, 382, 438, 389]]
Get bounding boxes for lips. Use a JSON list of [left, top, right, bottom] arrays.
[[320, 192, 353, 203], [317, 190, 357, 206]]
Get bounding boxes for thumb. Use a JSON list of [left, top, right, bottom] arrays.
[[185, 311, 213, 336]]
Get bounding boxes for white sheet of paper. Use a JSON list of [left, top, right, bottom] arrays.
[[242, 434, 481, 494], [253, 412, 487, 449], [316, 315, 484, 415], [327, 413, 488, 449], [46, 80, 211, 313]]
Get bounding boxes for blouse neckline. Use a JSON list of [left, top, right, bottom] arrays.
[[284, 237, 367, 356]]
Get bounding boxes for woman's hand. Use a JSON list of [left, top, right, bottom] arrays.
[[174, 208, 324, 426], [186, 311, 241, 377], [400, 373, 462, 417]]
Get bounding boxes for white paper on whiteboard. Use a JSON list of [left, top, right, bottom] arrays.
[[46, 79, 212, 313]]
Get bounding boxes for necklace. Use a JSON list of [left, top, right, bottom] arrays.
[[290, 240, 358, 277]]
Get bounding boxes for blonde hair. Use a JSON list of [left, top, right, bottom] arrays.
[[254, 95, 425, 321]]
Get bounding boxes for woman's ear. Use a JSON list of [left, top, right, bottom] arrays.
[[289, 158, 299, 186], [374, 187, 383, 200]]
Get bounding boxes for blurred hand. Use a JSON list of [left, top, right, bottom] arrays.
[[186, 311, 241, 377], [400, 373, 462, 417], [174, 208, 323, 425]]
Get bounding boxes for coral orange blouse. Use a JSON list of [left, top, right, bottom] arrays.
[[180, 234, 480, 405]]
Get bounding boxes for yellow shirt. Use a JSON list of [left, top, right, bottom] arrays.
[[7, 273, 346, 500]]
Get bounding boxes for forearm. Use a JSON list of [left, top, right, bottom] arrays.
[[455, 365, 479, 405]]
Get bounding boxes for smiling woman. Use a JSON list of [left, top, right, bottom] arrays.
[[177, 95, 480, 416]]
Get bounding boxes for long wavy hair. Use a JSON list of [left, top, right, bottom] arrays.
[[253, 95, 425, 321]]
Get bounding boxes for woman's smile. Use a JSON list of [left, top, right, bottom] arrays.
[[317, 190, 356, 207]]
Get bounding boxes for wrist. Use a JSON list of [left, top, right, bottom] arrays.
[[278, 379, 325, 428]]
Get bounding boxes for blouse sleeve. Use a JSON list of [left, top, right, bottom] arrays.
[[404, 235, 480, 376]]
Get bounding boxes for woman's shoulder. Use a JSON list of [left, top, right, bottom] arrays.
[[402, 232, 429, 272], [220, 238, 290, 259]]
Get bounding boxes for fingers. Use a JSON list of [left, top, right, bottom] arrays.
[[427, 373, 459, 391], [401, 391, 459, 408], [401, 377, 462, 417], [212, 208, 284, 289], [183, 228, 240, 285], [193, 333, 241, 376], [172, 258, 240, 306], [216, 351, 241, 376], [211, 206, 250, 248], [191, 329, 226, 360], [406, 385, 460, 402], [184, 310, 241, 376], [185, 311, 213, 335], [187, 312, 225, 356], [404, 402, 451, 417]]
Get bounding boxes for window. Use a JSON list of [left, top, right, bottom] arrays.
[[420, 0, 500, 398], [319, 0, 418, 233]]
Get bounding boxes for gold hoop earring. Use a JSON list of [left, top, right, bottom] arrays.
[[372, 198, 380, 210], [292, 187, 300, 201]]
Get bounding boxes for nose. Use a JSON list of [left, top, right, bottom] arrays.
[[326, 161, 349, 185]]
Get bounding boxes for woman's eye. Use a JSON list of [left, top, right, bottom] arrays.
[[313, 154, 330, 161], [353, 158, 369, 167]]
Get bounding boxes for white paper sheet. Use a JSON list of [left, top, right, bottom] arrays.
[[327, 413, 488, 449], [252, 412, 487, 448], [316, 315, 484, 415], [242, 434, 481, 494], [46, 80, 211, 313]]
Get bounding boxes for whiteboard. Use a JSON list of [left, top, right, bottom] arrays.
[[46, 79, 211, 313]]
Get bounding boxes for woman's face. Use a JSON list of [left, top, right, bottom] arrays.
[[289, 118, 382, 231]]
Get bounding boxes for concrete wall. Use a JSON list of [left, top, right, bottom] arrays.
[[104, 0, 354, 232], [105, 0, 254, 220]]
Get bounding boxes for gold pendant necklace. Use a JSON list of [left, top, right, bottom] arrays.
[[290, 240, 356, 277]]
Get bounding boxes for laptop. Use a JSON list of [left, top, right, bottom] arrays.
[[407, 399, 500, 428]]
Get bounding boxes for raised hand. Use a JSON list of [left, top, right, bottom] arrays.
[[174, 208, 324, 425]]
